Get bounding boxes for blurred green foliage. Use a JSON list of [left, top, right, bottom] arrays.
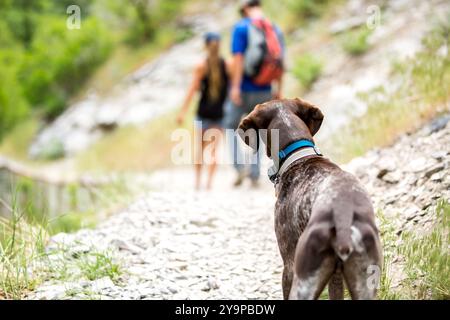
[[0, 0, 186, 139], [292, 53, 323, 90], [340, 26, 373, 56], [20, 17, 112, 119], [287, 0, 331, 20]]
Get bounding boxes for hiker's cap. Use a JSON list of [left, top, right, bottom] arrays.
[[204, 32, 221, 44]]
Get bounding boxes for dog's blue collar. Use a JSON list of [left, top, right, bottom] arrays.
[[279, 139, 316, 160], [269, 140, 322, 185]]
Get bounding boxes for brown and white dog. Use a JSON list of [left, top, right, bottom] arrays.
[[238, 98, 382, 300]]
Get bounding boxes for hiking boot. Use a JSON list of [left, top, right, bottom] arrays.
[[233, 172, 245, 187], [250, 179, 260, 189]]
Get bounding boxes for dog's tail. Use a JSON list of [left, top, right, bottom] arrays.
[[332, 203, 354, 262]]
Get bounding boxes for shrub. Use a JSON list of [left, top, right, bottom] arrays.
[[287, 0, 330, 20], [0, 50, 29, 139], [292, 53, 323, 90], [125, 0, 186, 46], [340, 26, 372, 56], [20, 17, 113, 119], [410, 17, 450, 104]]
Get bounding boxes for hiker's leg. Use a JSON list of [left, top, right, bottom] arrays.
[[249, 150, 261, 183], [193, 124, 204, 190], [245, 91, 273, 182], [223, 99, 245, 174], [206, 127, 222, 189]]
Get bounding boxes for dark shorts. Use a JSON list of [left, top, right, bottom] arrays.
[[195, 116, 223, 130]]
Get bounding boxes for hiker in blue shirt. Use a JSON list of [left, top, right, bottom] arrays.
[[224, 0, 285, 187]]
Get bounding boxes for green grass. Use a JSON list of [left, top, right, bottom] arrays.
[[48, 211, 97, 235], [377, 209, 402, 300], [323, 20, 450, 163], [287, 0, 332, 20], [399, 199, 449, 299], [375, 199, 450, 300], [340, 26, 373, 56], [0, 178, 130, 299], [78, 251, 122, 283], [292, 53, 323, 90], [0, 209, 122, 299], [45, 244, 122, 281], [0, 198, 48, 299]]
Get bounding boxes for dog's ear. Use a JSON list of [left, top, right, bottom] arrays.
[[238, 106, 261, 152], [290, 98, 324, 136], [238, 103, 272, 152], [238, 103, 272, 130]]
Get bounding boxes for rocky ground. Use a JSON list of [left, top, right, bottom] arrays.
[[29, 188, 281, 300], [26, 115, 449, 300], [343, 114, 450, 292], [344, 114, 450, 235]]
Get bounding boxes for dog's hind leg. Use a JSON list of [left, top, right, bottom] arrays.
[[342, 223, 382, 300], [328, 269, 344, 300], [289, 224, 336, 299], [282, 265, 294, 300], [289, 255, 336, 300], [342, 253, 379, 299]]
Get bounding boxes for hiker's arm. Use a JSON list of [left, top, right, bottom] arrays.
[[273, 27, 285, 100], [230, 54, 244, 106], [177, 63, 204, 125], [273, 74, 283, 100]]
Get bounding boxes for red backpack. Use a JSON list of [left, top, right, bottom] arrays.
[[244, 18, 284, 86]]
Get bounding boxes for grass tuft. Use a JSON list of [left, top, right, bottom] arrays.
[[0, 197, 48, 299], [0, 178, 129, 299], [78, 251, 122, 283], [292, 53, 323, 90], [376, 199, 450, 299], [340, 26, 373, 56], [399, 199, 450, 299]]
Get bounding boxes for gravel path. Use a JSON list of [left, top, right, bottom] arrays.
[[29, 171, 283, 300]]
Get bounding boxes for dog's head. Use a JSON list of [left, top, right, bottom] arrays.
[[238, 98, 324, 158]]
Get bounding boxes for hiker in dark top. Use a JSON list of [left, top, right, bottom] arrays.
[[177, 32, 230, 190]]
